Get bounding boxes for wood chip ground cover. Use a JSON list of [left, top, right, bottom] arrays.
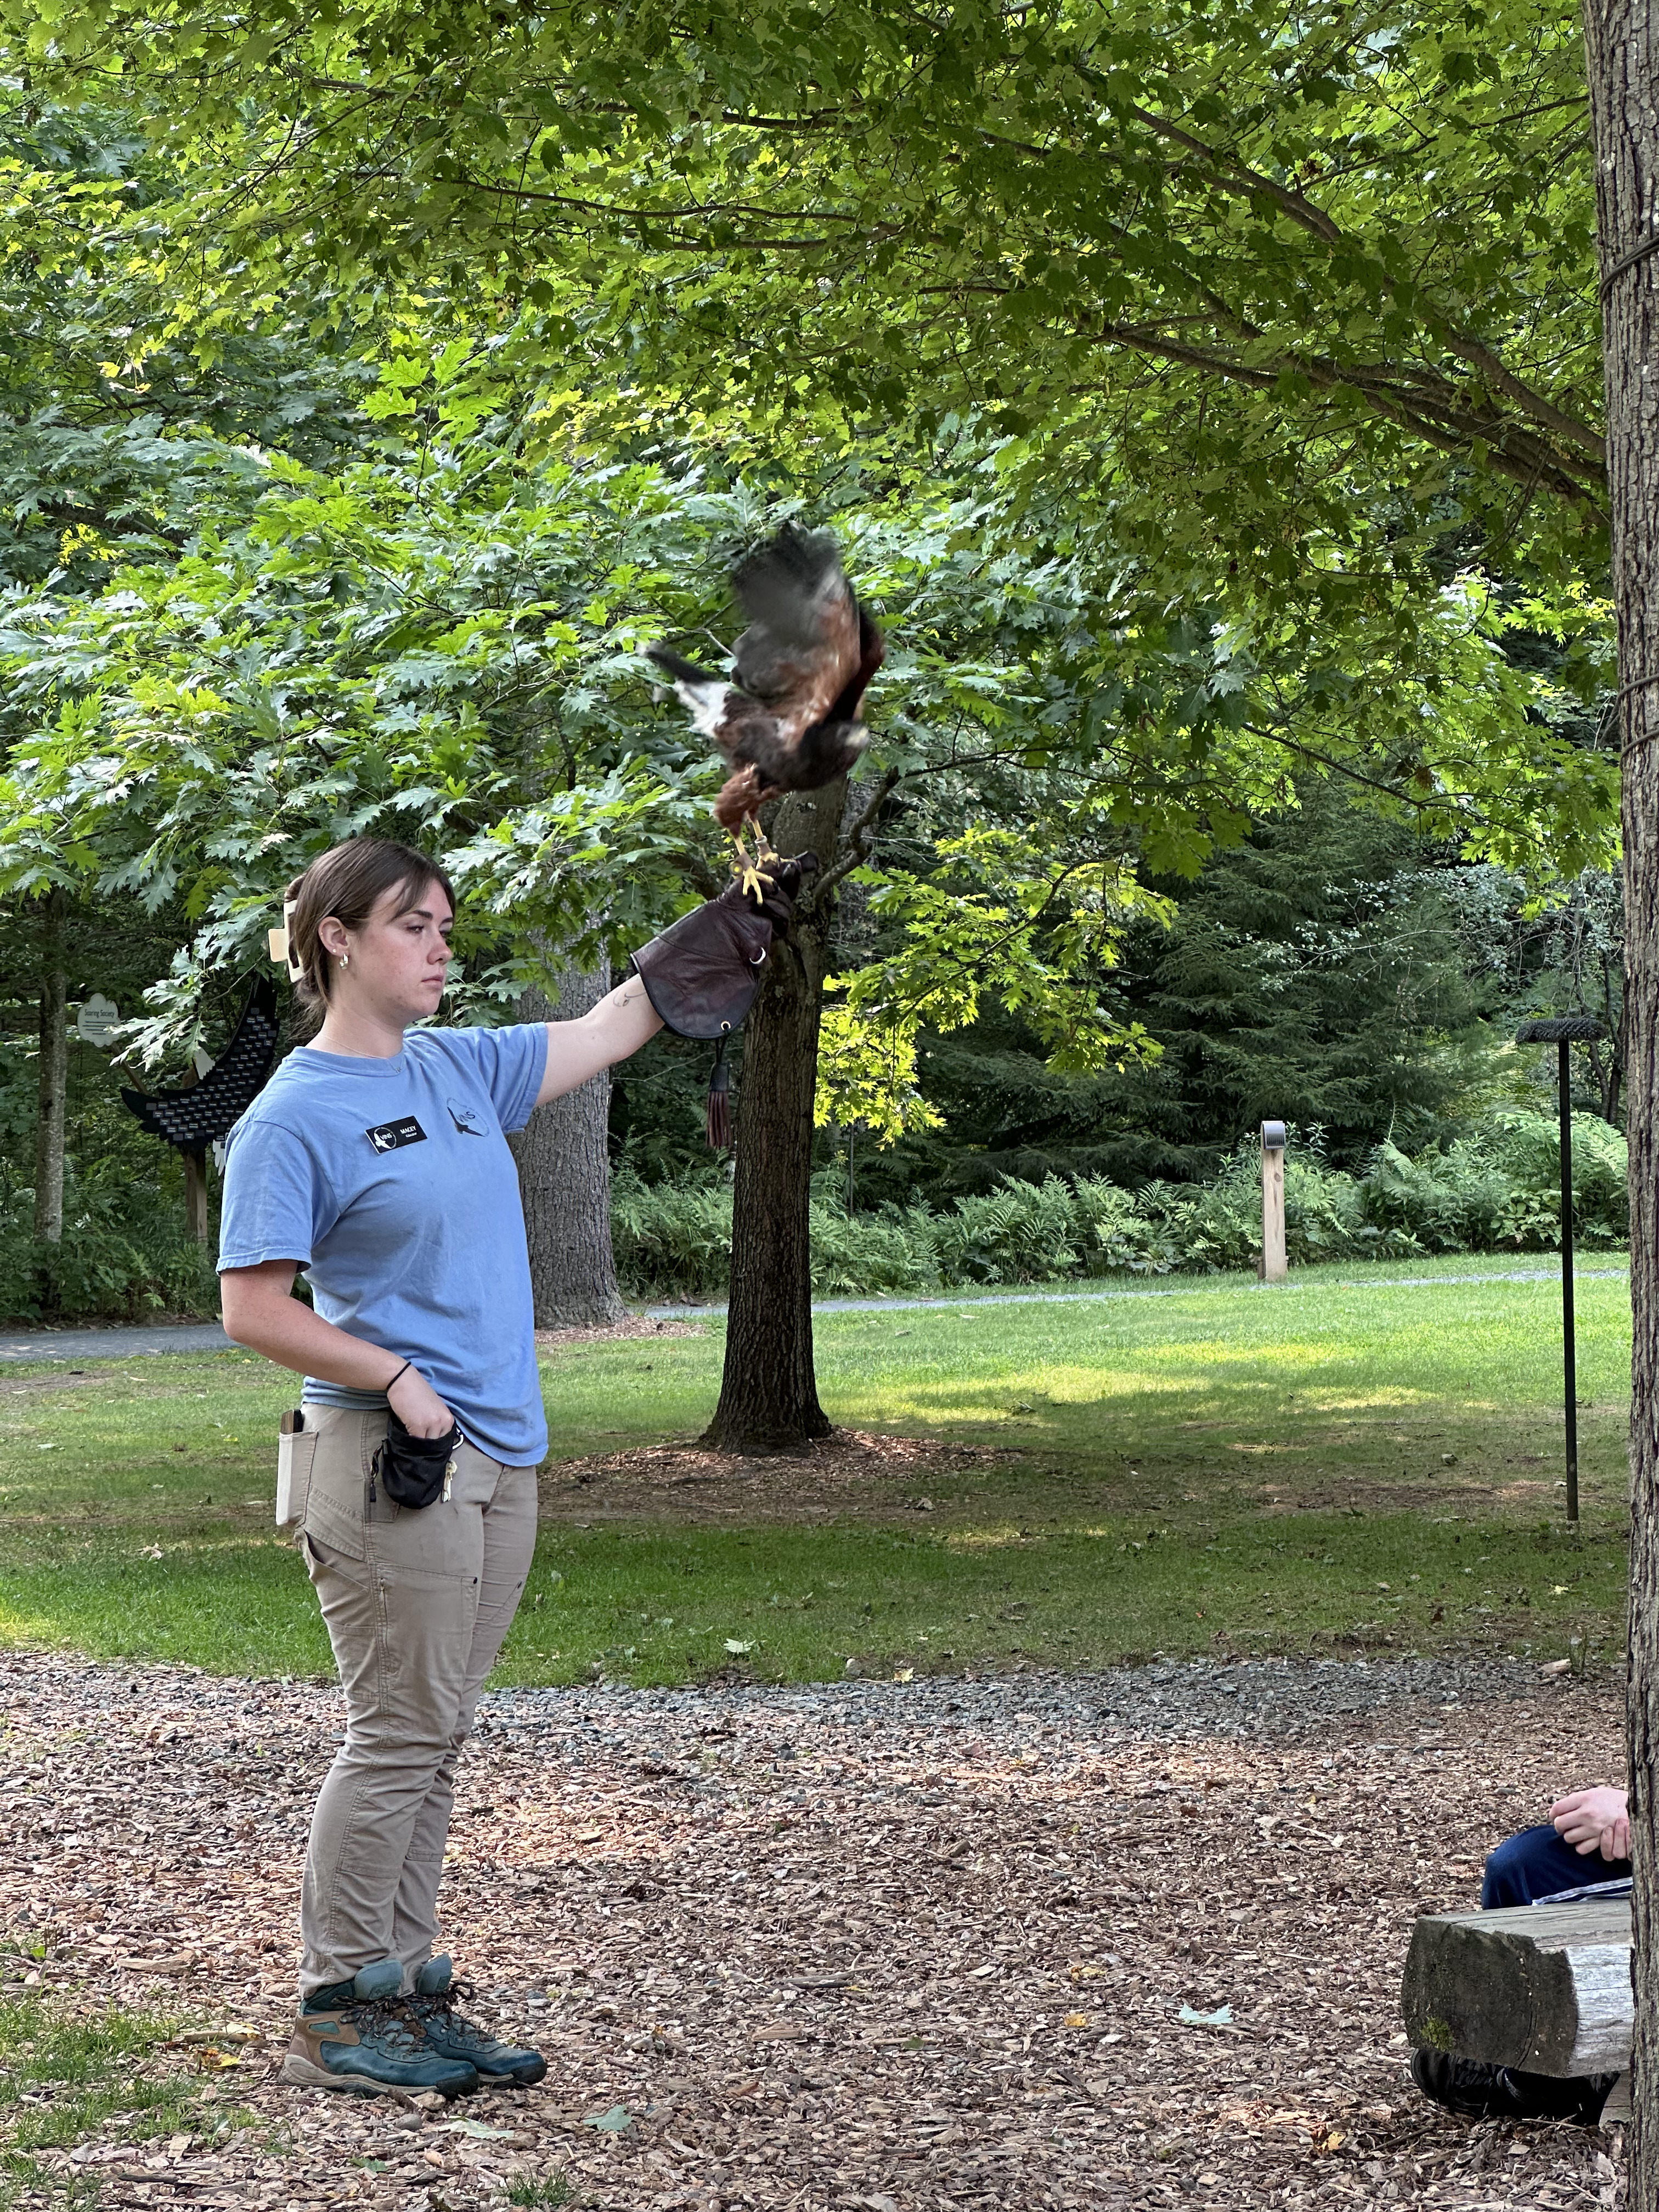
[[0, 1652, 1625, 2209]]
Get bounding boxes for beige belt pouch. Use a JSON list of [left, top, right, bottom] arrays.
[[275, 1408, 317, 1528]]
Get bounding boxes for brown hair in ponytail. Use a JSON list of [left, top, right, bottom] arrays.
[[283, 838, 456, 1036]]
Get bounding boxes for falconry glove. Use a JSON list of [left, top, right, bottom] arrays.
[[629, 854, 819, 1147]]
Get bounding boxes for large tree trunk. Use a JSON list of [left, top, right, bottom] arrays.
[[701, 781, 847, 1452], [507, 957, 626, 1328], [1584, 0, 1659, 2182], [33, 887, 66, 1245]]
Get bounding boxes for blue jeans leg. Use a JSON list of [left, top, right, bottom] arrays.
[[1481, 1823, 1632, 1908]]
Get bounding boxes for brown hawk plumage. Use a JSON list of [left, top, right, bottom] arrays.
[[647, 524, 884, 840]]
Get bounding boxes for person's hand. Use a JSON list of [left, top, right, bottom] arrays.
[[387, 1364, 455, 1440], [628, 853, 821, 1045], [1550, 1784, 1630, 1861]]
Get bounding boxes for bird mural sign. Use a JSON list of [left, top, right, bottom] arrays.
[[120, 976, 281, 1239], [120, 976, 280, 1156]]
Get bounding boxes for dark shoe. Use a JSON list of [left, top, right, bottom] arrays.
[[1412, 2046, 1616, 2125], [410, 1954, 548, 2086], [283, 1957, 479, 2097]]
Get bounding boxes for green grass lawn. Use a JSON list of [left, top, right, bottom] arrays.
[[0, 1261, 1632, 1685], [0, 1978, 259, 2210]]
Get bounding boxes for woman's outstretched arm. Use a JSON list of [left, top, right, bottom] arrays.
[[533, 970, 663, 1107]]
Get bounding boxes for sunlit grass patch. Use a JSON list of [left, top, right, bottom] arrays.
[[0, 1266, 1635, 1681], [942, 1525, 1089, 1550], [0, 1993, 200, 2210], [1286, 1390, 1469, 1413]]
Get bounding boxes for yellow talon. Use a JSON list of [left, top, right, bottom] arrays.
[[728, 819, 780, 896]]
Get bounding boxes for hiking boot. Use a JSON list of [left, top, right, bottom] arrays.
[[410, 1954, 548, 2086], [1411, 2046, 1616, 2125], [283, 1957, 479, 2097]]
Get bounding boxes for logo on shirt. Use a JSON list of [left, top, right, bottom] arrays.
[[365, 1116, 427, 1154], [447, 1098, 487, 1137]]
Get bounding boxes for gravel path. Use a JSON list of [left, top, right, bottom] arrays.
[[0, 1321, 232, 1362], [2, 1649, 1627, 2209]]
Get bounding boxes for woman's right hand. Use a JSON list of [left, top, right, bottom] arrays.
[[387, 1364, 456, 1439]]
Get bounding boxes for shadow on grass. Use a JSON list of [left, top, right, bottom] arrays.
[[0, 1272, 1635, 1683]]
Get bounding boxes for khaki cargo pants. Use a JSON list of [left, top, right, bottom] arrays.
[[295, 1402, 538, 1999]]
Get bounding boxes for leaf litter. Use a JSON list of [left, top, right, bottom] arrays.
[[0, 1648, 1627, 2208]]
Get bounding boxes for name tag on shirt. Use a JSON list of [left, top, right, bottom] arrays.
[[366, 1116, 427, 1154]]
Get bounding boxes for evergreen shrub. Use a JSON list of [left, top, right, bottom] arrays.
[[608, 1172, 735, 1303], [0, 1156, 222, 1322], [0, 1207, 220, 1320], [614, 1114, 1628, 1301]]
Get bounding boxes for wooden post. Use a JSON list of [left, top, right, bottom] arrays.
[[183, 1150, 210, 1246], [1260, 1120, 1287, 1284]]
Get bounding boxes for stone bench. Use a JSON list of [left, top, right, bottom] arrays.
[[1402, 1898, 1632, 2119]]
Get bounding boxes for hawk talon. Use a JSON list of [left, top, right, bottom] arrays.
[[730, 821, 782, 899]]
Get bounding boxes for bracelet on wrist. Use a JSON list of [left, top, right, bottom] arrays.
[[385, 1359, 413, 1394]]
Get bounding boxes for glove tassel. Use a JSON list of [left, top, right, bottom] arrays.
[[706, 1037, 732, 1151]]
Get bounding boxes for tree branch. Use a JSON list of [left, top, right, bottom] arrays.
[[1080, 318, 1604, 507], [809, 766, 902, 910], [1113, 92, 1605, 468]]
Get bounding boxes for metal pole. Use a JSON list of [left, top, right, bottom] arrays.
[[1516, 1015, 1602, 1530], [1559, 1037, 1579, 1527]]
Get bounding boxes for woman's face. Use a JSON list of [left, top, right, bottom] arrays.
[[321, 878, 454, 1023]]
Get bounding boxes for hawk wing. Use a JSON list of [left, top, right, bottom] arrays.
[[730, 525, 862, 744]]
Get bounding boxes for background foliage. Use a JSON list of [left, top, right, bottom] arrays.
[[0, 6, 1631, 1316], [610, 1108, 1628, 1305]]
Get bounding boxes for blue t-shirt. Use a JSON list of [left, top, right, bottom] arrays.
[[218, 1025, 551, 1464]]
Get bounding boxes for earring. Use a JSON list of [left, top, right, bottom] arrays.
[[338, 951, 349, 968]]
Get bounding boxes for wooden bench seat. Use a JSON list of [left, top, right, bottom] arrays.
[[1402, 1899, 1632, 2085]]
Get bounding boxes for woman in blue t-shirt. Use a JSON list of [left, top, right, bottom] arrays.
[[219, 833, 805, 2098]]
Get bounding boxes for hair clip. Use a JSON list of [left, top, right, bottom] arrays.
[[269, 897, 306, 984]]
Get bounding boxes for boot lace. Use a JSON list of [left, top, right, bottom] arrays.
[[343, 1996, 427, 2057], [411, 1978, 507, 2056]]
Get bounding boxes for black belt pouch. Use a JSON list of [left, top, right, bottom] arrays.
[[373, 1412, 461, 1510]]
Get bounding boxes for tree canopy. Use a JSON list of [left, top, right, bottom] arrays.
[[0, 0, 1622, 1115], [9, 0, 1602, 561], [0, 402, 1614, 1113]]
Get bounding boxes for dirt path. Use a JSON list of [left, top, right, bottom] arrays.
[[2, 1652, 1626, 2210]]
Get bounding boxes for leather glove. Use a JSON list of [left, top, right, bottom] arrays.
[[628, 855, 819, 1042]]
